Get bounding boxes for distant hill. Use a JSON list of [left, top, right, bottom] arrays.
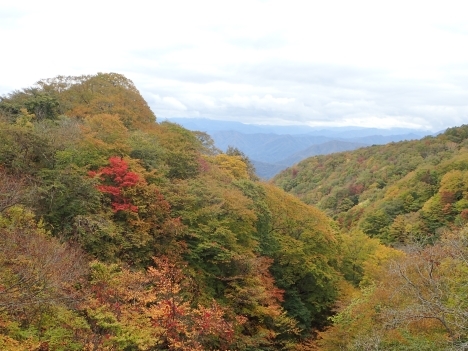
[[347, 133, 425, 145], [165, 118, 429, 179], [211, 131, 333, 163], [251, 160, 292, 181], [165, 117, 429, 137], [276, 140, 369, 166]]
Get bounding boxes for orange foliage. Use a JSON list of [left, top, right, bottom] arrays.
[[79, 256, 237, 350]]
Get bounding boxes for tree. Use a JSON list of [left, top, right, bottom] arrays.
[[128, 130, 166, 172], [0, 122, 53, 175], [0, 88, 59, 121], [89, 156, 140, 213], [151, 122, 201, 179], [78, 257, 237, 350], [38, 73, 156, 128], [87, 156, 185, 264], [262, 184, 341, 332], [0, 169, 26, 213], [78, 113, 131, 166], [361, 208, 392, 239], [317, 226, 468, 350], [37, 165, 102, 235], [0, 206, 87, 339], [192, 131, 220, 156], [388, 212, 426, 244], [226, 146, 257, 180], [212, 154, 250, 180]]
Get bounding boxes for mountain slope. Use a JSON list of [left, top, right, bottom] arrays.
[[166, 118, 428, 179], [0, 73, 347, 349], [273, 125, 468, 244], [277, 140, 369, 166]]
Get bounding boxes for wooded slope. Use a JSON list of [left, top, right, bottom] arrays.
[[274, 125, 468, 244], [0, 73, 352, 350], [273, 126, 468, 350]]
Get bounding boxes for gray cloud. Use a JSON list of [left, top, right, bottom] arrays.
[[1, 0, 467, 131], [135, 58, 467, 131]]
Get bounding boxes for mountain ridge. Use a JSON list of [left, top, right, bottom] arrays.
[[273, 124, 468, 244], [164, 117, 432, 136], [165, 117, 430, 178]]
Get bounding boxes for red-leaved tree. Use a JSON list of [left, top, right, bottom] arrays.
[[89, 157, 140, 212]]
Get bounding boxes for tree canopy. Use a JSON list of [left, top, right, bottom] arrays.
[[3, 73, 468, 350], [0, 74, 348, 350]]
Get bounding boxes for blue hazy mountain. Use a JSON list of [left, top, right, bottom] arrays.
[[210, 131, 334, 163], [163, 118, 429, 179], [165, 118, 428, 137]]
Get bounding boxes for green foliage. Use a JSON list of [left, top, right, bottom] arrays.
[[37, 166, 102, 235], [233, 179, 273, 254], [274, 124, 468, 243], [261, 184, 341, 332], [318, 226, 468, 350], [163, 173, 258, 296], [0, 74, 353, 349], [0, 88, 59, 121], [152, 122, 202, 179], [129, 130, 166, 172], [0, 122, 52, 174]]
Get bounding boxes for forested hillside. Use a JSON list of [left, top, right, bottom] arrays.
[[168, 118, 427, 179], [2, 73, 468, 350], [274, 127, 468, 244], [273, 125, 468, 350], [0, 73, 369, 350]]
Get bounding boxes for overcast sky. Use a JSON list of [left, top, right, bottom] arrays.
[[1, 0, 467, 131]]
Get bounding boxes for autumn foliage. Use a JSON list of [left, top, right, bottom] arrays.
[[89, 156, 141, 213], [3, 74, 468, 350]]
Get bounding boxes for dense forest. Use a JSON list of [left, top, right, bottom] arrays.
[[274, 125, 468, 349], [274, 126, 468, 245], [1, 73, 467, 350], [0, 73, 353, 350]]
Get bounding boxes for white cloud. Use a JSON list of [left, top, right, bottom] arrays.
[[222, 95, 295, 110], [1, 0, 467, 131], [150, 94, 187, 111]]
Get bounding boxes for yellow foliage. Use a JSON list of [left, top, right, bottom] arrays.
[[360, 241, 404, 286], [46, 73, 156, 129], [318, 226, 468, 350], [384, 185, 400, 198], [212, 154, 250, 180], [80, 113, 131, 156], [263, 183, 338, 244], [14, 108, 35, 128]]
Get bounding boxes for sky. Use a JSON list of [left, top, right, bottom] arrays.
[[1, 0, 467, 131]]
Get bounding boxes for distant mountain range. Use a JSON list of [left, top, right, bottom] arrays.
[[164, 118, 432, 179]]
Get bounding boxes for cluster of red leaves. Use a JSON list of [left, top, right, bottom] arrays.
[[348, 183, 365, 196], [80, 256, 237, 350], [197, 156, 211, 173], [89, 157, 141, 213], [145, 257, 236, 350]]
